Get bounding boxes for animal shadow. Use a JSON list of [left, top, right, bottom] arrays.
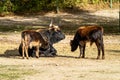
[[0, 49, 20, 58], [57, 55, 79, 59], [57, 55, 101, 60]]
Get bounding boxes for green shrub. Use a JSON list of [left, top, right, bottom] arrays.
[[0, 0, 119, 14]]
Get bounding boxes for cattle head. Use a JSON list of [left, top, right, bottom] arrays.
[[70, 40, 79, 52], [48, 21, 65, 44]]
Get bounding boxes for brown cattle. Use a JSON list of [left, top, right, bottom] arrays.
[[21, 30, 49, 59], [19, 21, 65, 57], [70, 26, 105, 59]]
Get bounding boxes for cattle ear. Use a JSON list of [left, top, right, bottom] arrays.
[[48, 26, 53, 31], [54, 25, 60, 31]]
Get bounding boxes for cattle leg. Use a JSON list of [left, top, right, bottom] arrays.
[[79, 45, 83, 58], [95, 41, 101, 59], [79, 41, 86, 58], [50, 45, 57, 56], [25, 46, 29, 59], [22, 44, 25, 59], [101, 40, 105, 59], [36, 46, 39, 58], [82, 44, 86, 58], [101, 45, 105, 59]]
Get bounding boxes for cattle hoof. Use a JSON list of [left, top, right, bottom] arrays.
[[97, 58, 100, 60], [52, 53, 57, 56], [82, 56, 85, 58], [49, 54, 56, 57], [22, 57, 25, 59], [102, 56, 105, 59], [36, 56, 39, 58], [96, 57, 100, 59], [78, 55, 83, 58]]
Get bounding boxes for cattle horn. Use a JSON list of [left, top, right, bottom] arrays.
[[49, 19, 53, 27]]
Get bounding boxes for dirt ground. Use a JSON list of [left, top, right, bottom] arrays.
[[0, 34, 120, 80], [0, 9, 120, 80]]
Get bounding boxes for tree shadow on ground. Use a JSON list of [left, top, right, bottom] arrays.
[[0, 8, 119, 34], [107, 50, 120, 53], [106, 49, 120, 56]]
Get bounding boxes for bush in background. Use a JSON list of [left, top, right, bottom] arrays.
[[0, 0, 119, 15]]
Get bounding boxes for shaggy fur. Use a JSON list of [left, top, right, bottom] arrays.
[[19, 23, 65, 57], [21, 30, 49, 59], [70, 25, 105, 59]]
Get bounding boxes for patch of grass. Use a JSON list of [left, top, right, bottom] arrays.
[[0, 25, 47, 32], [61, 25, 78, 35], [0, 25, 24, 32], [91, 70, 120, 74], [0, 22, 119, 34], [60, 23, 120, 35], [0, 65, 37, 80], [0, 42, 18, 55], [101, 24, 120, 34]]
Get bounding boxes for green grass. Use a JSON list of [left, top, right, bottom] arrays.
[[0, 23, 119, 34], [101, 24, 120, 34], [0, 25, 26, 32], [61, 24, 120, 35], [0, 65, 37, 80], [0, 25, 47, 32]]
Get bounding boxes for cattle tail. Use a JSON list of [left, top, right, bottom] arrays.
[[70, 26, 105, 59]]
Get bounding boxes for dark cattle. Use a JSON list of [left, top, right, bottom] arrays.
[[70, 26, 105, 59], [21, 30, 49, 59], [19, 22, 65, 57]]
